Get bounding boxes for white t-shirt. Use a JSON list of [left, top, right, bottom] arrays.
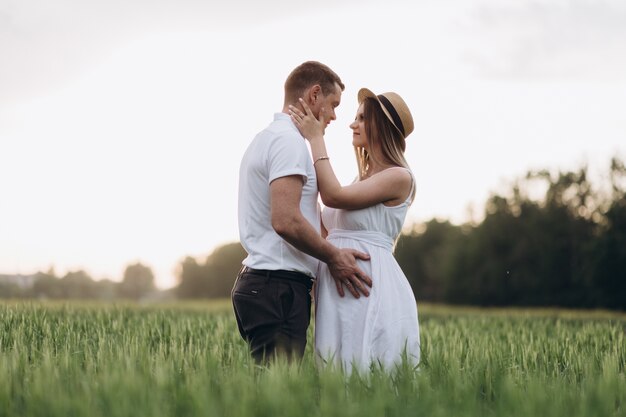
[[238, 112, 320, 277]]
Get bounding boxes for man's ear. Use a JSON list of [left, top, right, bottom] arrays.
[[309, 84, 321, 104]]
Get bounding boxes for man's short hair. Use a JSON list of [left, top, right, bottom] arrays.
[[284, 61, 345, 103]]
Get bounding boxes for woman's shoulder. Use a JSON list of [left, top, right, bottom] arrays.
[[375, 166, 412, 183], [375, 167, 413, 206]]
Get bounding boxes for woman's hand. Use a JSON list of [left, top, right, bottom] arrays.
[[288, 98, 325, 142]]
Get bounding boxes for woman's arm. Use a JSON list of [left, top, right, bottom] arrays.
[[290, 100, 411, 210], [322, 168, 412, 209]]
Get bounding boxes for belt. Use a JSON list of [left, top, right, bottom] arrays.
[[240, 266, 314, 290]]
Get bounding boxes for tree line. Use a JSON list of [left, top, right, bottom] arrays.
[[0, 263, 157, 301], [2, 157, 624, 310], [395, 157, 626, 310]]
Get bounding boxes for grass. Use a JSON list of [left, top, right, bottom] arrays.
[[0, 300, 624, 417]]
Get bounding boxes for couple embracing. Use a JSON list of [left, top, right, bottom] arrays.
[[232, 61, 420, 372]]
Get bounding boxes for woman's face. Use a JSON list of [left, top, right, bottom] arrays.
[[350, 103, 368, 149]]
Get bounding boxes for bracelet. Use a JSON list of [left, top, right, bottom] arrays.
[[314, 156, 330, 166]]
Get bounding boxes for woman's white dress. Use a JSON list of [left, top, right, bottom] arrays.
[[314, 177, 420, 372]]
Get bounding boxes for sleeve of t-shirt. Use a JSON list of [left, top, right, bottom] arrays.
[[267, 132, 310, 184]]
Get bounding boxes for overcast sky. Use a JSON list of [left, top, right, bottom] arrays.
[[1, 0, 625, 288]]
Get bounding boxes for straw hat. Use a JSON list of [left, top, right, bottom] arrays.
[[357, 88, 414, 139]]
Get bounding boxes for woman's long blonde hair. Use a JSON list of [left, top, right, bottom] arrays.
[[354, 97, 416, 204]]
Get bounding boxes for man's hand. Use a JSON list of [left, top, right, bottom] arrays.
[[327, 249, 372, 298]]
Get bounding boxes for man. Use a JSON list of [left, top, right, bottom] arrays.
[[233, 61, 372, 363]]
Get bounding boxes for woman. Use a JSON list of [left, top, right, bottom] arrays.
[[289, 88, 420, 372]]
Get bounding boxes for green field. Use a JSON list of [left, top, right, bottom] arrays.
[[1, 301, 624, 417]]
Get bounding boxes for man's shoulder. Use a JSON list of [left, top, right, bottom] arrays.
[[265, 115, 300, 137], [257, 121, 305, 150]]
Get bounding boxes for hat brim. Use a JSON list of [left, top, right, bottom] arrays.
[[357, 88, 377, 103]]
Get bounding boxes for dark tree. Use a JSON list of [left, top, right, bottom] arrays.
[[119, 263, 155, 300]]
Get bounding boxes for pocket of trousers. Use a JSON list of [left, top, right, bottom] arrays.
[[233, 274, 266, 297], [232, 275, 279, 336]]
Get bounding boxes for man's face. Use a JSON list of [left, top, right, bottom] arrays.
[[312, 82, 342, 127]]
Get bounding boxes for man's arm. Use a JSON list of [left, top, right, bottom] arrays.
[[270, 175, 372, 298]]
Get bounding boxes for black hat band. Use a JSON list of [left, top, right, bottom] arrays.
[[377, 94, 405, 136]]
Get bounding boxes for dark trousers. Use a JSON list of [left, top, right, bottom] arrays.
[[231, 267, 313, 363]]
